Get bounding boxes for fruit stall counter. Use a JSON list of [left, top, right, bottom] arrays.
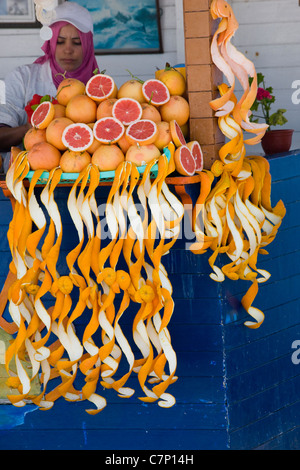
[[0, 149, 299, 450]]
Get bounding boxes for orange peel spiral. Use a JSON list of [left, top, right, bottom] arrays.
[[3, 143, 182, 412], [190, 0, 286, 329]]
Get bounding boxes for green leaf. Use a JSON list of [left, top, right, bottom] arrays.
[[269, 109, 288, 126], [257, 72, 265, 86], [40, 94, 51, 103], [250, 102, 259, 112]]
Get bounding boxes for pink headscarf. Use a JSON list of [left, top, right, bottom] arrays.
[[35, 21, 98, 88]]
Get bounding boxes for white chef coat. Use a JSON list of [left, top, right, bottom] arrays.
[[0, 61, 57, 172]]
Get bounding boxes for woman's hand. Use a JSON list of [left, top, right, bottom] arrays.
[[0, 122, 31, 152]]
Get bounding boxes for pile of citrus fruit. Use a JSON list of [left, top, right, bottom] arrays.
[[22, 66, 203, 177]]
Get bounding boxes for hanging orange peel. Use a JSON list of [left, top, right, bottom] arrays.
[[190, 0, 286, 329], [4, 142, 184, 412], [210, 0, 268, 144]]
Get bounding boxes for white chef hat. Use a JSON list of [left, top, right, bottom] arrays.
[[50, 1, 94, 33]]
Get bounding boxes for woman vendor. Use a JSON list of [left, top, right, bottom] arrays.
[[0, 1, 98, 173]]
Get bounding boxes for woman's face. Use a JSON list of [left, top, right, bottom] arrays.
[[55, 24, 83, 72]]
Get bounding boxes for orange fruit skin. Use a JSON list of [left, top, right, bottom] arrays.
[[46, 117, 74, 150], [27, 142, 61, 171], [117, 133, 131, 154], [24, 127, 47, 150], [153, 121, 172, 150], [92, 144, 124, 171], [155, 66, 186, 81], [141, 103, 162, 123], [56, 78, 86, 106], [125, 144, 160, 166], [96, 99, 118, 119], [109, 82, 118, 99], [158, 69, 186, 96], [87, 138, 101, 154], [60, 149, 91, 173], [117, 79, 144, 103], [159, 95, 190, 126], [66, 95, 97, 123], [53, 103, 66, 118], [86, 123, 102, 154]]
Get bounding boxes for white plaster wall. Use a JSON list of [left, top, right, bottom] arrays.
[[231, 0, 300, 152]]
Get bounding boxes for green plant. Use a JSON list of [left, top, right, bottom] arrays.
[[249, 73, 288, 130]]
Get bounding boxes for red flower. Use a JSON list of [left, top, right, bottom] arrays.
[[257, 87, 273, 101]]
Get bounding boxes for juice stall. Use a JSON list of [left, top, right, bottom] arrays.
[[0, 0, 299, 450]]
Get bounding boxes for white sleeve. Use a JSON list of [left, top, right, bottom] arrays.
[[0, 66, 30, 128]]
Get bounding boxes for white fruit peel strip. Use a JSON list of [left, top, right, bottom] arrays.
[[4, 143, 184, 412], [189, 0, 286, 328]]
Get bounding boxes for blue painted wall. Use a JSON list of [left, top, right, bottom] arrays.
[[0, 151, 299, 450]]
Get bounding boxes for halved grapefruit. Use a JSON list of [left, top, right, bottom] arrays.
[[31, 101, 55, 129], [62, 123, 94, 152], [86, 74, 116, 102], [125, 119, 158, 145], [112, 97, 142, 126], [174, 145, 196, 176], [187, 140, 203, 172], [93, 116, 125, 144], [141, 79, 170, 106], [169, 119, 186, 147]]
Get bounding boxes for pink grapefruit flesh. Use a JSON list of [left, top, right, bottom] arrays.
[[93, 116, 125, 144], [86, 74, 116, 102], [125, 119, 158, 145], [62, 123, 94, 152], [31, 101, 55, 129], [174, 145, 196, 176], [187, 140, 203, 172], [112, 97, 142, 125], [142, 79, 170, 106], [169, 119, 186, 147]]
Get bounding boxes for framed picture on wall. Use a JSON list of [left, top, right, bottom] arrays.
[[72, 0, 163, 55], [0, 0, 39, 27]]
